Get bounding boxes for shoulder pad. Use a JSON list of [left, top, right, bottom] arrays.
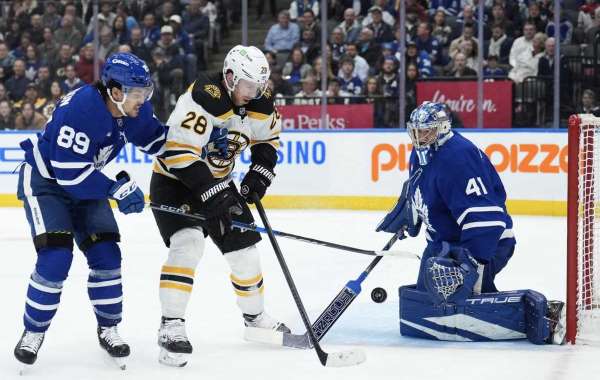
[[245, 89, 275, 120], [190, 72, 233, 120]]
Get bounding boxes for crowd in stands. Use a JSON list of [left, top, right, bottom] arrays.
[[0, 0, 227, 130]]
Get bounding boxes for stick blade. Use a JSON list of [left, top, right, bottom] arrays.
[[324, 349, 366, 367]]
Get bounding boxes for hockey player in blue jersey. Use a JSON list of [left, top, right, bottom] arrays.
[[13, 52, 167, 369], [377, 101, 566, 344]]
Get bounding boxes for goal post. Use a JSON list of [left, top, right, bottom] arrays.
[[567, 114, 600, 344]]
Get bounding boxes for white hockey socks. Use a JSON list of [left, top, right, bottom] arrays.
[[224, 246, 264, 316]]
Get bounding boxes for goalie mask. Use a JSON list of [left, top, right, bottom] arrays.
[[407, 101, 452, 166], [223, 45, 270, 100]]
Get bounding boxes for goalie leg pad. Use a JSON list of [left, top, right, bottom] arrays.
[[224, 245, 264, 316], [523, 290, 551, 345], [160, 227, 205, 319]]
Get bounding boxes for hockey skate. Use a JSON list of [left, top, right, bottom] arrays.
[[158, 317, 193, 367], [243, 312, 291, 345], [14, 330, 45, 374], [97, 326, 130, 370], [546, 300, 567, 345]]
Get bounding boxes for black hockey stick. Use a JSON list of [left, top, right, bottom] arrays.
[[252, 195, 365, 367], [148, 202, 418, 259]]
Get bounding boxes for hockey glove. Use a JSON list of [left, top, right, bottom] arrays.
[[203, 127, 229, 159], [376, 180, 422, 236], [197, 179, 243, 229], [240, 164, 275, 204], [109, 171, 145, 214]]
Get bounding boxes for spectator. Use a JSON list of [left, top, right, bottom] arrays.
[[294, 29, 320, 64], [429, 1, 462, 17], [24, 46, 41, 81], [377, 56, 399, 128], [460, 39, 479, 73], [526, 2, 548, 35], [60, 64, 85, 94], [487, 24, 513, 66], [357, 28, 382, 69], [289, 0, 319, 21], [182, 1, 210, 70], [159, 1, 177, 26], [301, 10, 321, 38], [6, 59, 31, 101], [366, 6, 394, 43], [0, 100, 14, 130], [197, 0, 218, 29], [537, 37, 557, 78], [294, 74, 322, 105], [113, 15, 130, 45], [326, 78, 350, 104], [264, 50, 278, 71], [265, 11, 301, 54], [585, 8, 600, 44], [15, 101, 47, 130], [312, 55, 336, 88], [546, 12, 574, 44], [448, 52, 477, 77], [98, 26, 119, 62], [88, 0, 117, 34], [342, 42, 369, 81], [0, 42, 16, 76], [490, 4, 516, 38], [483, 55, 507, 77], [431, 9, 453, 48], [150, 46, 185, 111], [50, 44, 76, 81], [282, 47, 313, 93], [75, 43, 102, 84], [455, 5, 479, 37], [509, 22, 536, 71], [449, 23, 478, 60], [129, 26, 152, 62], [35, 65, 52, 98], [578, 0, 600, 32], [38, 27, 59, 65], [509, 32, 546, 84], [63, 3, 86, 35], [270, 68, 294, 97], [41, 1, 62, 30], [416, 22, 441, 64], [364, 76, 385, 127], [577, 89, 600, 115], [337, 56, 363, 96], [403, 41, 436, 78], [406, 62, 419, 116], [29, 14, 45, 45], [362, 1, 395, 27], [169, 15, 198, 82], [256, 0, 277, 22], [15, 83, 47, 113], [141, 12, 161, 48], [330, 27, 346, 65], [0, 83, 9, 103], [406, 0, 428, 23], [4, 21, 22, 51], [337, 8, 361, 44], [42, 80, 63, 118], [12, 33, 33, 60], [54, 15, 84, 50]]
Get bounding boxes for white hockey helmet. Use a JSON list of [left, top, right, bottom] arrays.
[[222, 45, 270, 99]]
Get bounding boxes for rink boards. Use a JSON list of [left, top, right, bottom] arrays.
[[0, 129, 568, 216]]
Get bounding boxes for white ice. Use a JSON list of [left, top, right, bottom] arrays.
[[0, 208, 598, 380]]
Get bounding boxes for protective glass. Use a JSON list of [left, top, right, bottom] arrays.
[[123, 84, 154, 102], [236, 78, 267, 99]]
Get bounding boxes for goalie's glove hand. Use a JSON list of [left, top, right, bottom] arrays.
[[109, 171, 145, 214], [376, 191, 421, 236], [203, 127, 229, 159], [240, 164, 275, 204], [197, 179, 243, 229]]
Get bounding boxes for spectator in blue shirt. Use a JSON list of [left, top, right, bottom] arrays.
[[59, 64, 84, 94], [429, 0, 462, 17], [415, 22, 441, 64], [338, 56, 363, 96], [141, 12, 161, 48], [265, 10, 300, 53], [483, 55, 507, 77]]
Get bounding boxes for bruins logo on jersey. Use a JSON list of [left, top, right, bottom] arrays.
[[263, 88, 272, 99], [207, 131, 250, 169], [204, 84, 221, 99]]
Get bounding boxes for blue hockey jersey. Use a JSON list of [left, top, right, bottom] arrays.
[[408, 131, 515, 263], [21, 85, 167, 199]]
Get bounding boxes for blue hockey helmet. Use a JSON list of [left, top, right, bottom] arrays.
[[407, 101, 452, 165], [102, 52, 154, 115]]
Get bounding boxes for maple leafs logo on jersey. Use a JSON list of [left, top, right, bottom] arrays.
[[204, 84, 221, 99], [94, 145, 114, 170], [412, 186, 436, 233]]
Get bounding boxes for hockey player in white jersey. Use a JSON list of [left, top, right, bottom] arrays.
[[149, 45, 288, 366]]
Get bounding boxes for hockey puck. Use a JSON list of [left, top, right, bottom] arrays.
[[371, 287, 387, 303]]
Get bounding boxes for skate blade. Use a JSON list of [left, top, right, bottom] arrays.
[[158, 348, 189, 367], [112, 356, 127, 370], [244, 326, 284, 346], [19, 363, 32, 376]]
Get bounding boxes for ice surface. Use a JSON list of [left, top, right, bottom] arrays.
[[0, 208, 598, 380]]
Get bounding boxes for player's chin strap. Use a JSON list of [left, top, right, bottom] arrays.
[[107, 89, 128, 117]]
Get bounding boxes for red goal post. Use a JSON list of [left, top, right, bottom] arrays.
[[567, 114, 600, 344]]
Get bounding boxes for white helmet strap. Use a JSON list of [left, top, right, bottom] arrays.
[[107, 88, 128, 117]]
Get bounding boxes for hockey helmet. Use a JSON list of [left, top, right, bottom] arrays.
[[102, 52, 154, 115], [222, 45, 270, 99], [407, 101, 452, 165]]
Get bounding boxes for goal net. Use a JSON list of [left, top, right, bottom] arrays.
[[567, 114, 600, 344]]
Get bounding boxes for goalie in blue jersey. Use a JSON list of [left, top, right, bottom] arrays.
[[13, 52, 168, 369], [377, 101, 566, 345]]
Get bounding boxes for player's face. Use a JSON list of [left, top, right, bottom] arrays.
[[408, 126, 438, 148], [232, 79, 265, 105], [122, 86, 153, 116]]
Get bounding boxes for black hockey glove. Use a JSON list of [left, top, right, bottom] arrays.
[[240, 164, 275, 204], [197, 179, 243, 229]]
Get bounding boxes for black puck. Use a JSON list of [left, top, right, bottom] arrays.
[[371, 287, 387, 303]]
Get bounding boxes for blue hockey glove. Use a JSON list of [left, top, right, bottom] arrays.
[[424, 244, 482, 304], [203, 127, 229, 159], [376, 179, 422, 236], [109, 171, 145, 214]]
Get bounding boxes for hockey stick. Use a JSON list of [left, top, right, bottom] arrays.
[[252, 195, 365, 367], [247, 231, 404, 349], [148, 202, 418, 259]]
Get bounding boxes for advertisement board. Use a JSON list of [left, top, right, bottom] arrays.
[[278, 104, 374, 129]]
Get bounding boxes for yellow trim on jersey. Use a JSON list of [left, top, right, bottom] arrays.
[[187, 82, 194, 92], [216, 109, 234, 120], [162, 266, 195, 277], [246, 111, 271, 120], [161, 154, 199, 166], [230, 273, 263, 286], [165, 141, 202, 155], [160, 281, 193, 292], [234, 286, 265, 297]]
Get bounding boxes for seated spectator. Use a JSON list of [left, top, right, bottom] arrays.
[[75, 44, 102, 84], [264, 50, 279, 71], [150, 46, 185, 113], [460, 39, 479, 73], [537, 37, 557, 78], [98, 26, 119, 62], [294, 29, 320, 65], [364, 76, 385, 127], [312, 55, 335, 87], [15, 101, 47, 130], [0, 100, 14, 130], [113, 15, 130, 45], [6, 59, 31, 101], [0, 83, 9, 103], [341, 42, 369, 82], [50, 44, 76, 81], [509, 22, 536, 71], [4, 21, 22, 51], [362, 1, 395, 27], [54, 15, 84, 50], [526, 2, 547, 36], [24, 45, 41, 81], [169, 15, 198, 83], [141, 12, 161, 48], [29, 14, 45, 45], [449, 23, 478, 60], [282, 47, 313, 94], [338, 56, 363, 96], [488, 24, 513, 66], [377, 56, 400, 128], [509, 32, 546, 84], [357, 28, 382, 69], [35, 65, 52, 98], [0, 42, 16, 76], [448, 52, 477, 77], [42, 1, 62, 30], [42, 80, 63, 118], [483, 55, 507, 77], [156, 27, 187, 94], [456, 5, 479, 35], [63, 3, 86, 36], [60, 64, 85, 94], [300, 9, 321, 38], [431, 9, 453, 48], [428, 1, 461, 17], [326, 78, 351, 104], [490, 4, 516, 38], [289, 0, 319, 21], [265, 11, 300, 54], [406, 0, 428, 23], [367, 6, 394, 43], [406, 62, 419, 115], [415, 22, 441, 65], [546, 13, 574, 44], [337, 8, 361, 44], [294, 74, 322, 105], [578, 0, 600, 32], [330, 28, 346, 66], [577, 89, 600, 116], [38, 27, 59, 65], [14, 83, 47, 113], [270, 68, 295, 97], [182, 1, 210, 70], [88, 0, 117, 35], [12, 33, 33, 60], [402, 41, 435, 78]]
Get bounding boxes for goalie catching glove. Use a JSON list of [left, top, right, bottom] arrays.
[[240, 164, 275, 203]]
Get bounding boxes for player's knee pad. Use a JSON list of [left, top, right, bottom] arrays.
[[35, 247, 74, 282], [85, 240, 122, 271], [33, 232, 74, 252], [165, 227, 205, 269], [225, 245, 264, 315]]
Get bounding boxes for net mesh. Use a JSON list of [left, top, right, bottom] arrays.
[[577, 119, 600, 344], [428, 262, 464, 300]]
